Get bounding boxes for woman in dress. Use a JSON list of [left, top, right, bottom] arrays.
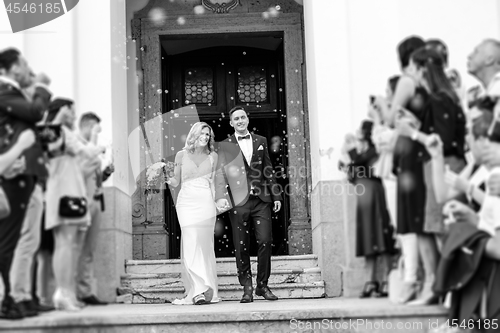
[[370, 75, 400, 229], [44, 99, 103, 311], [343, 120, 396, 298], [396, 48, 466, 305], [166, 122, 219, 305]]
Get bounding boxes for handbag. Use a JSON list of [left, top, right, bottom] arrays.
[[0, 186, 10, 219], [59, 196, 87, 218], [388, 255, 405, 304]]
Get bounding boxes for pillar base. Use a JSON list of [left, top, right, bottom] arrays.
[[94, 187, 132, 302], [288, 219, 312, 255]]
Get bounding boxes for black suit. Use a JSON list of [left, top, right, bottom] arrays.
[[215, 133, 282, 287], [0, 81, 51, 306]]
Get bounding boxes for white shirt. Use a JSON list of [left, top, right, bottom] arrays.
[[235, 132, 253, 164], [486, 72, 500, 97], [0, 75, 21, 91], [478, 167, 500, 236], [0, 75, 51, 101]]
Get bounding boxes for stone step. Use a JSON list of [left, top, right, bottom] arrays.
[[125, 254, 319, 274], [3, 299, 448, 333], [130, 281, 326, 304], [121, 269, 322, 289]]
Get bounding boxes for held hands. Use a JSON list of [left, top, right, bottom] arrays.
[[216, 199, 230, 212]]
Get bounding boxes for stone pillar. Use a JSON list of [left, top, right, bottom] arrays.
[[303, 0, 369, 297], [72, 0, 132, 302]]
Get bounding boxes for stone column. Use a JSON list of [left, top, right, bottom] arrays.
[[303, 0, 369, 297], [73, 0, 132, 301]]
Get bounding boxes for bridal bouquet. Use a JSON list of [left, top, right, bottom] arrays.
[[145, 160, 176, 193]]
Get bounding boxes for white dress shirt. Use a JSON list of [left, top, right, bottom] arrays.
[[235, 132, 253, 165], [0, 75, 21, 90]]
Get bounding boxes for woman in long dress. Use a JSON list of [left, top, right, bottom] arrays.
[[166, 122, 219, 305]]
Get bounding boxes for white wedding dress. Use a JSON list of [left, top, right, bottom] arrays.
[[172, 151, 220, 305]]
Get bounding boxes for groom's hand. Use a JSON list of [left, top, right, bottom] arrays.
[[273, 201, 281, 213]]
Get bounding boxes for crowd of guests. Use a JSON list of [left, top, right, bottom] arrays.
[[342, 36, 500, 328], [0, 48, 114, 319]]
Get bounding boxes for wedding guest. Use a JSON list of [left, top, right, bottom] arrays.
[[467, 39, 500, 114], [9, 84, 51, 317], [343, 120, 395, 298], [426, 39, 469, 114], [370, 75, 400, 228], [76, 112, 113, 305], [0, 48, 51, 319], [379, 36, 426, 304], [44, 99, 102, 311], [396, 47, 466, 305]]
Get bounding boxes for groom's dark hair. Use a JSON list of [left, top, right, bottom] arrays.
[[229, 106, 246, 118]]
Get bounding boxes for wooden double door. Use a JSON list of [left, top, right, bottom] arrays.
[[161, 45, 290, 258]]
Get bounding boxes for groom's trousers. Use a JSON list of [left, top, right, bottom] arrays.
[[229, 195, 273, 287]]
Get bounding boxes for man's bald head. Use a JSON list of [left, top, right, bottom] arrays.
[[482, 39, 500, 64], [468, 39, 500, 78]]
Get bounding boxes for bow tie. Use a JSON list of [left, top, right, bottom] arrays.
[[238, 134, 250, 141]]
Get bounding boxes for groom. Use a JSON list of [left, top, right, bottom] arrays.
[[215, 106, 282, 303]]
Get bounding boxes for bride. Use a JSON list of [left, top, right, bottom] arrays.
[[166, 122, 220, 305]]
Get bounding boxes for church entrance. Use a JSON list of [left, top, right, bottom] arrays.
[[161, 35, 291, 258]]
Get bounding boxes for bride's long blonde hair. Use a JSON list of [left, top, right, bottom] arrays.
[[183, 122, 215, 154]]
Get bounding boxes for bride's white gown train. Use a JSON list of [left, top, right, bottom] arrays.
[[172, 152, 219, 305]]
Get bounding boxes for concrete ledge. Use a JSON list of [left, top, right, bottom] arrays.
[[0, 298, 448, 333]]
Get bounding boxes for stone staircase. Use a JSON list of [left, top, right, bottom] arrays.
[[121, 254, 326, 303]]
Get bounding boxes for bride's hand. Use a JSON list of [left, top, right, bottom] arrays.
[[216, 199, 229, 211]]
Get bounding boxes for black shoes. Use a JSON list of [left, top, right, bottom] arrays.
[[359, 281, 380, 298], [0, 298, 24, 320], [80, 295, 108, 306], [376, 281, 389, 298], [17, 300, 38, 317], [240, 286, 253, 303], [255, 285, 278, 301]]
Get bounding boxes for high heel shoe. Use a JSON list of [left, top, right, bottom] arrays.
[[359, 281, 379, 298], [375, 281, 389, 298], [203, 288, 214, 303], [193, 293, 207, 305], [398, 281, 419, 304], [53, 289, 81, 312], [407, 281, 439, 306]]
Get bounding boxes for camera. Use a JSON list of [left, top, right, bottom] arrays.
[[35, 124, 62, 152]]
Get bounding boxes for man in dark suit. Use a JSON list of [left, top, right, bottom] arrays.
[[215, 106, 282, 303], [0, 48, 51, 319]]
